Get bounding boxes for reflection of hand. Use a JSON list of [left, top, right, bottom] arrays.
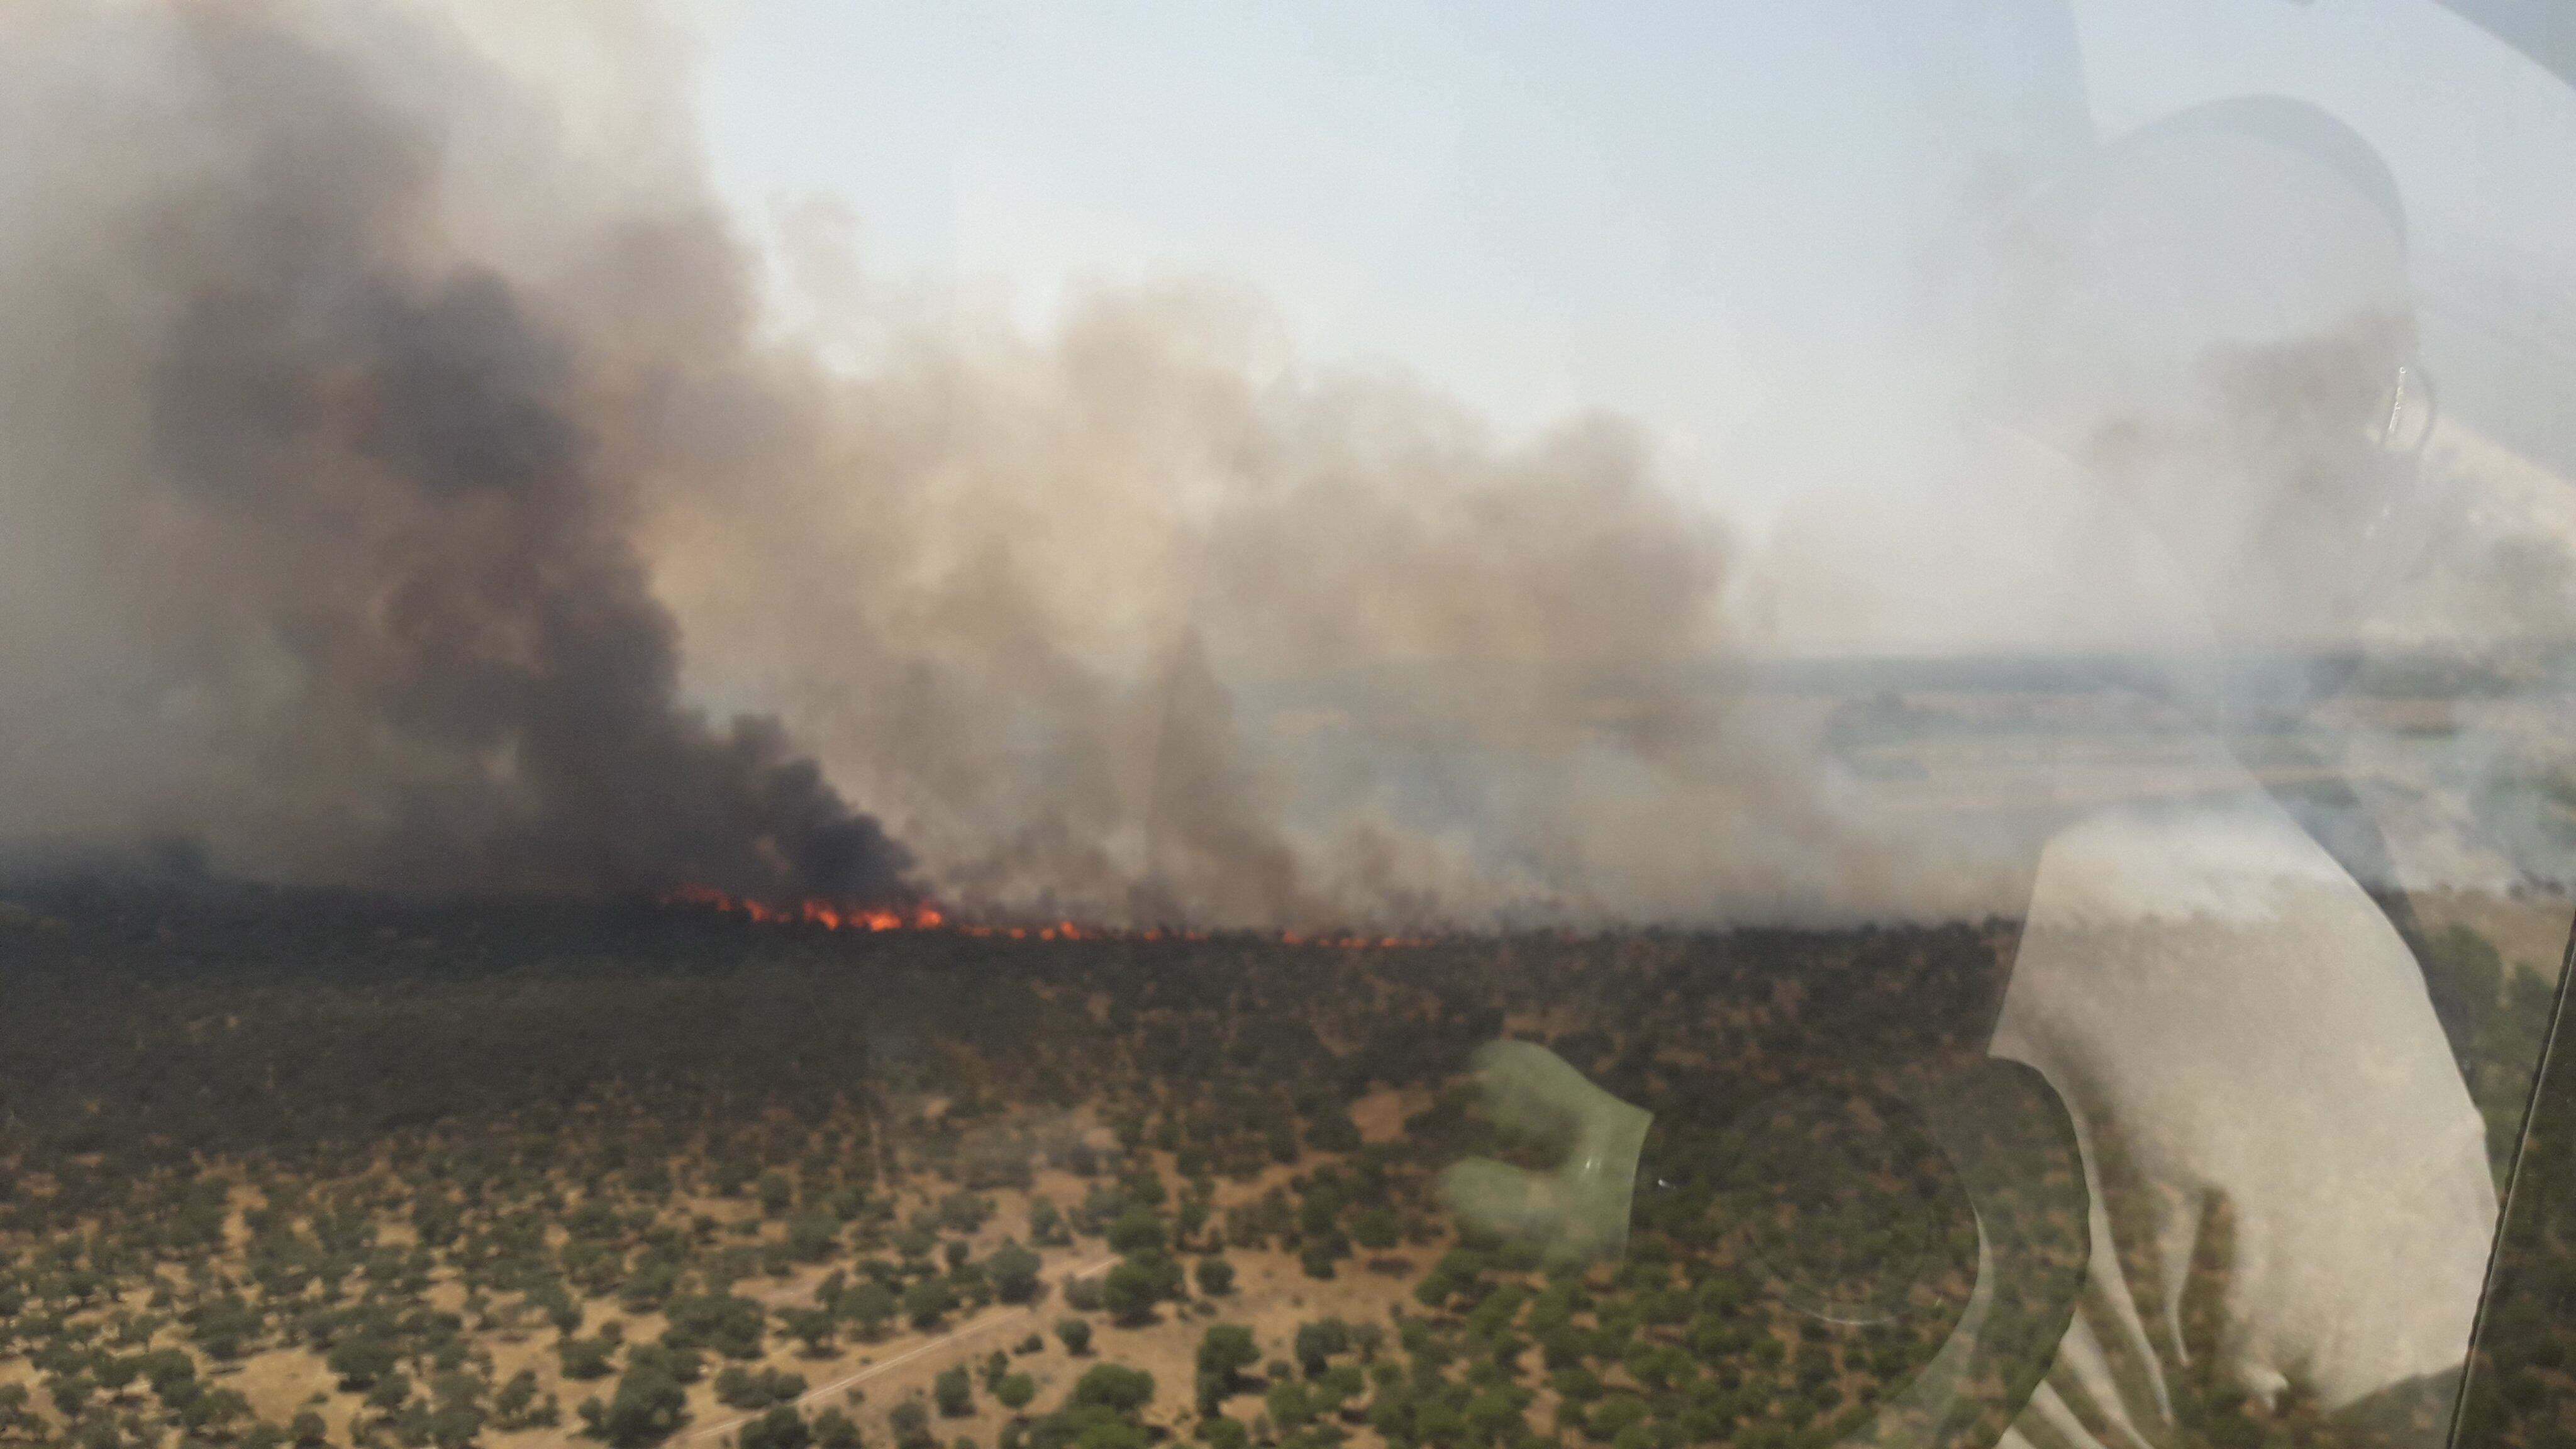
[[1435, 1040, 1653, 1264]]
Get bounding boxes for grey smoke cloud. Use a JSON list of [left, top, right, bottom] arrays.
[[13, 3, 2557, 928], [0, 2, 906, 902], [0, 0, 1982, 927]]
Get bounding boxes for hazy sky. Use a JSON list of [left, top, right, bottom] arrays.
[[9, 0, 2573, 899], [684, 1, 2576, 653], [694, 1, 2088, 522], [697, 6, 2571, 399]]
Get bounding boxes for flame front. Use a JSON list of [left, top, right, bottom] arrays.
[[660, 882, 944, 933], [659, 882, 1426, 949]]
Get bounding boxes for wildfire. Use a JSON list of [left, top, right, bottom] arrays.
[[660, 882, 943, 933], [658, 884, 1430, 949]]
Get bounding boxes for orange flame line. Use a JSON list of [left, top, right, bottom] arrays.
[[658, 883, 1427, 949]]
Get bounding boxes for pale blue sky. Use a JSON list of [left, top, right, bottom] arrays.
[[691, 1, 2576, 525]]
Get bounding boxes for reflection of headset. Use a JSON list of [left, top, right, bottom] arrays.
[[1933, 115, 2448, 777], [1972, 94, 2445, 649]]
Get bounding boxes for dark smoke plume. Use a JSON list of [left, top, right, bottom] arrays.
[[0, 1, 2012, 928], [0, 4, 905, 902]]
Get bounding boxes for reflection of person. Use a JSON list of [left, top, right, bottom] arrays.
[[1973, 97, 2492, 1449], [1445, 99, 2496, 1449]]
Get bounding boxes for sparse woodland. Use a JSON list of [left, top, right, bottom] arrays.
[[0, 882, 2560, 1449]]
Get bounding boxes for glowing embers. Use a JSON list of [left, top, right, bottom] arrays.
[[657, 882, 1431, 948], [660, 881, 943, 932]]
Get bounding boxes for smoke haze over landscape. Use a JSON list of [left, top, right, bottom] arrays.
[[0, 0, 1974, 928], [4, 1, 2575, 928]]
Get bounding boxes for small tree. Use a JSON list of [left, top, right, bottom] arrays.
[[1101, 1262, 1158, 1325], [934, 1367, 974, 1418], [45, 1373, 91, 1421], [1027, 1197, 1070, 1247], [903, 1277, 957, 1330], [1264, 1380, 1312, 1431], [814, 1408, 864, 1449], [1197, 1324, 1262, 1387], [717, 1365, 770, 1410], [741, 1404, 815, 1449], [1297, 1240, 1339, 1280], [534, 1283, 584, 1337], [366, 1372, 414, 1415], [782, 1306, 838, 1357], [592, 1358, 688, 1448], [558, 1335, 617, 1380], [845, 1280, 899, 1338], [994, 1375, 1036, 1414], [1349, 1208, 1402, 1251], [492, 1369, 554, 1430], [328, 1334, 399, 1389], [1106, 1209, 1167, 1257], [183, 1387, 255, 1440], [985, 1241, 1043, 1304], [758, 1171, 797, 1218], [663, 1291, 768, 1360], [428, 1401, 484, 1449], [1070, 1364, 1155, 1413], [1294, 1319, 1350, 1379], [1062, 1275, 1105, 1313], [1193, 1257, 1235, 1297], [789, 1211, 843, 1262], [891, 1401, 938, 1449], [632, 1342, 706, 1387], [1055, 1318, 1092, 1356], [1196, 1322, 1263, 1415]]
